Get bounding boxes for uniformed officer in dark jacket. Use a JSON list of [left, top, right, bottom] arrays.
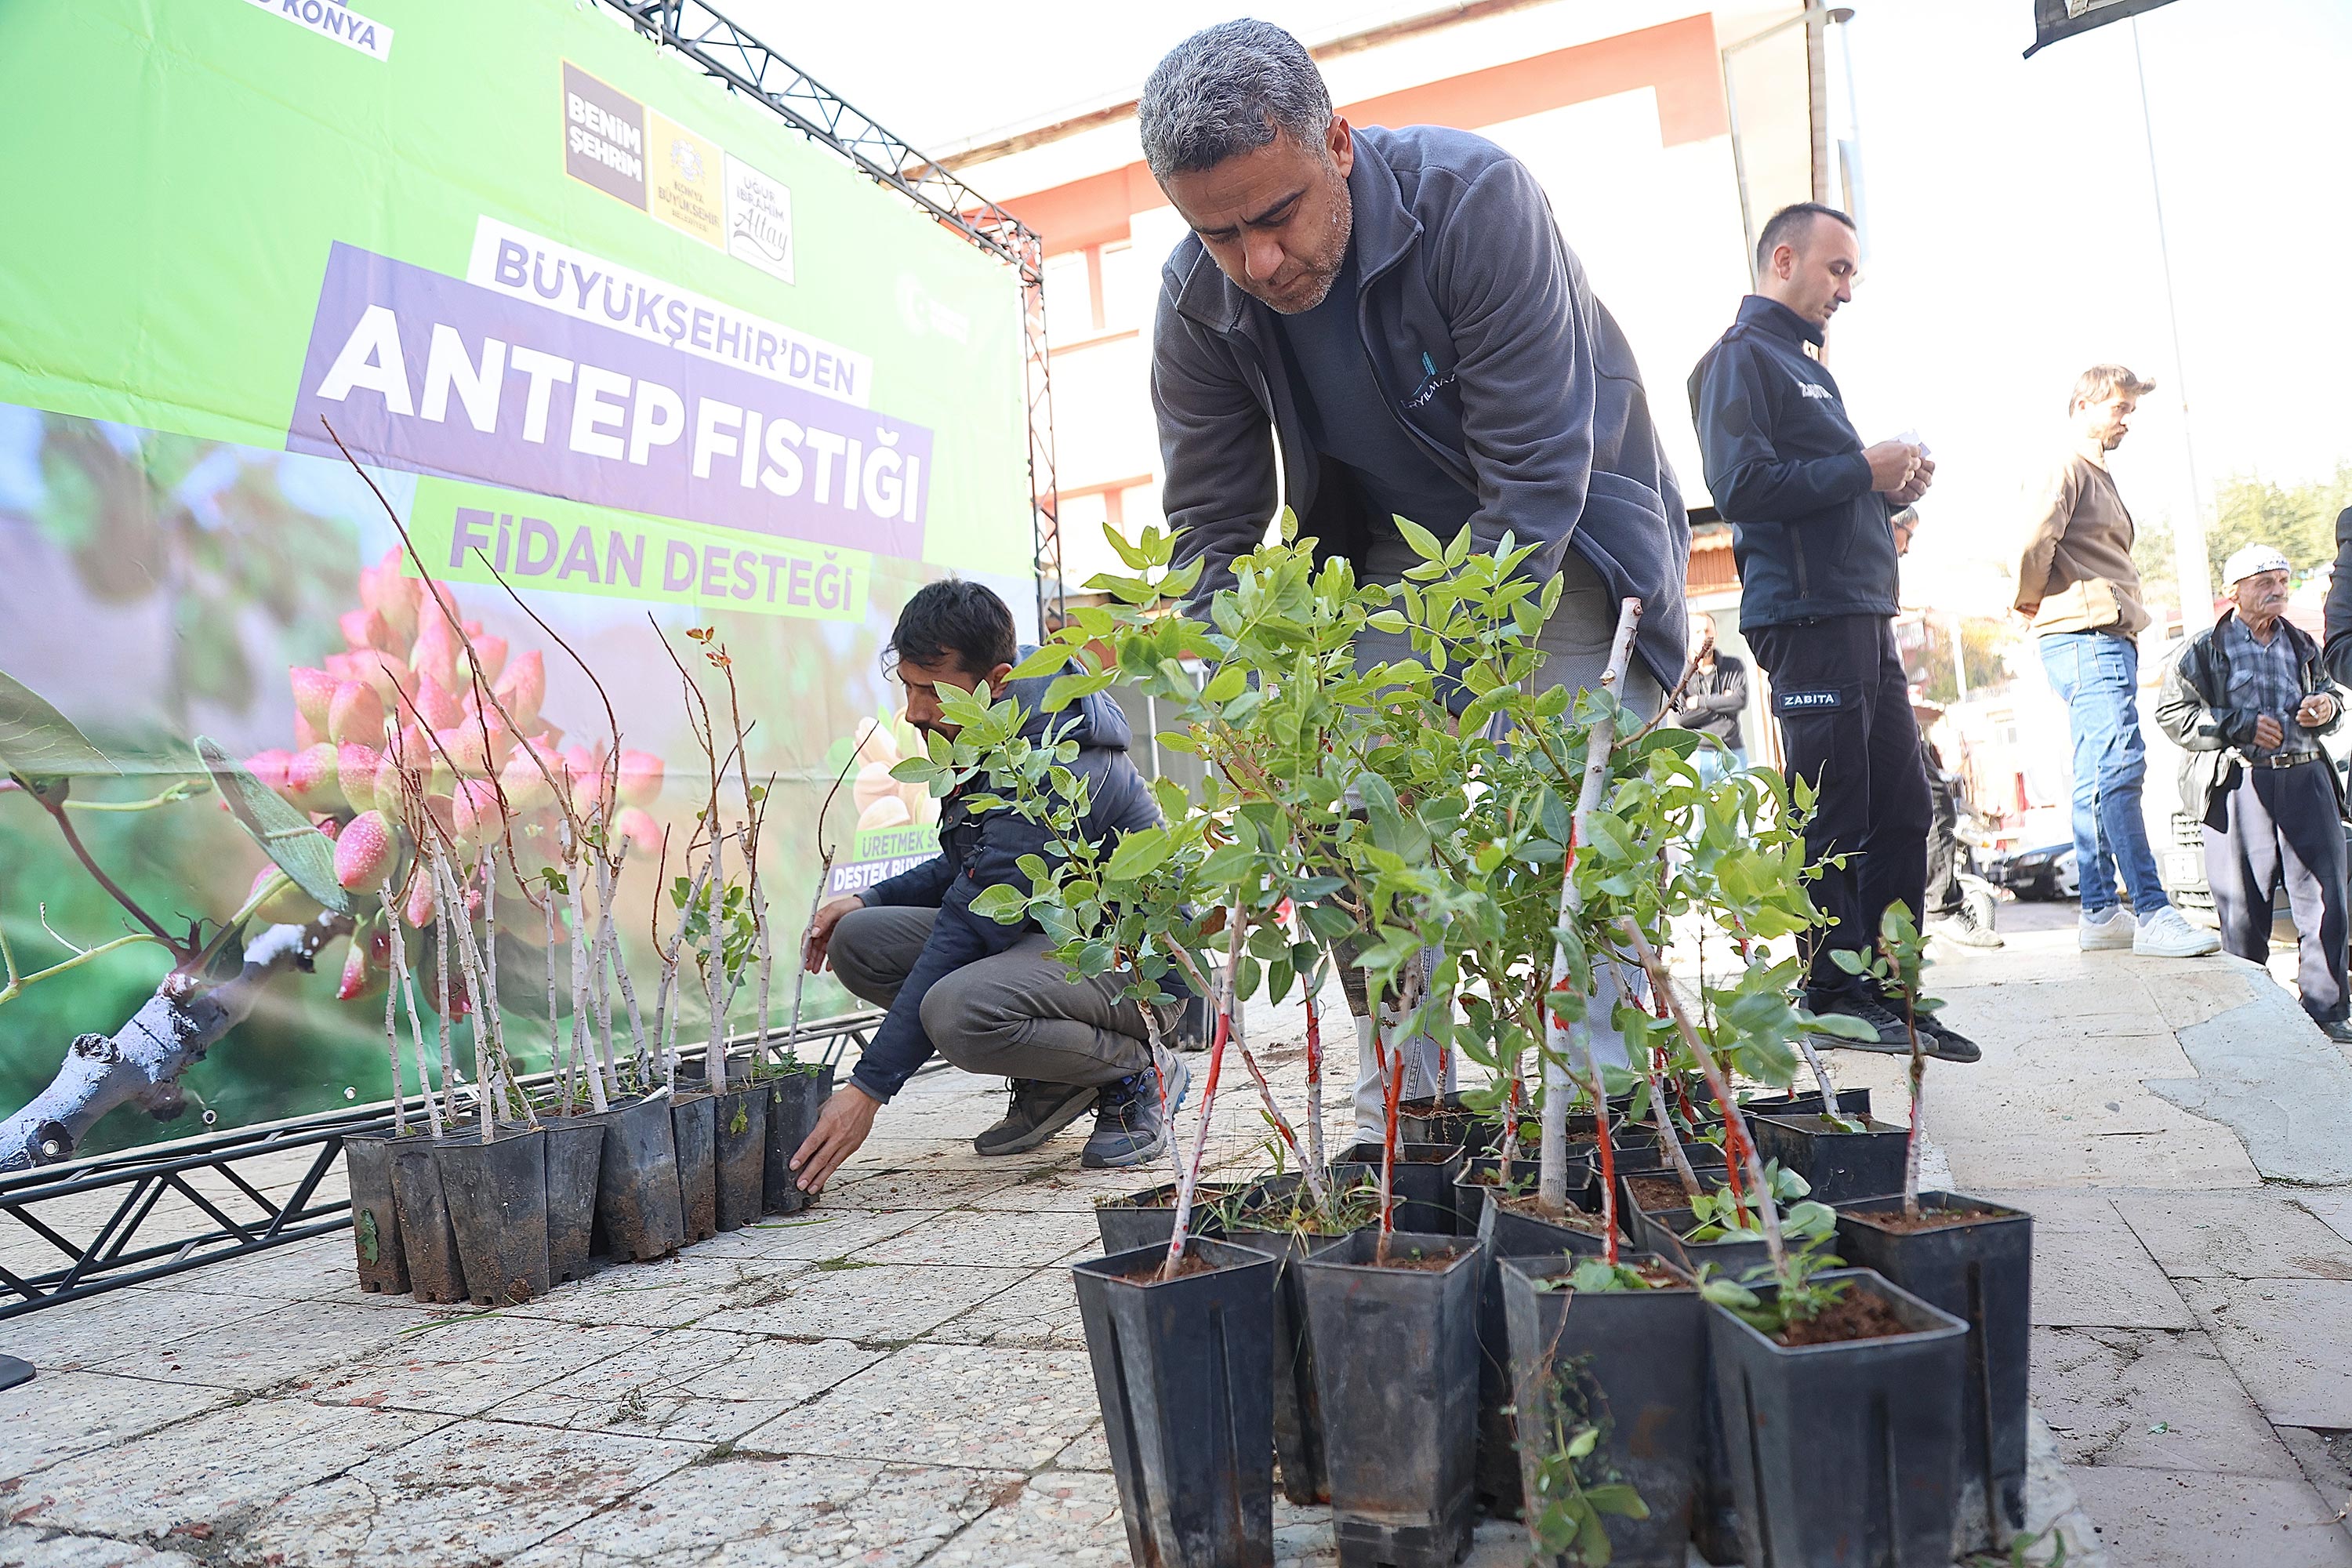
[[1690, 201, 1976, 1062]]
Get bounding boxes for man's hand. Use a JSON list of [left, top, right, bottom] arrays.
[[2254, 714, 2286, 751], [2298, 693, 2339, 729], [1864, 441, 1922, 494], [2014, 601, 2042, 624], [802, 895, 863, 974], [791, 1083, 880, 1192], [1890, 454, 1935, 506]]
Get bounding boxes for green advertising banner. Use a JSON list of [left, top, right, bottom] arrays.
[[0, 0, 1033, 1160]]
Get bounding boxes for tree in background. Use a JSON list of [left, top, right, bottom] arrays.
[[2205, 463, 2352, 583]]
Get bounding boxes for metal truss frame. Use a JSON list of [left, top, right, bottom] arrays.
[[597, 0, 1065, 630], [0, 1011, 882, 1321]]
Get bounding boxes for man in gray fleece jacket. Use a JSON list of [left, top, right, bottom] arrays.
[[1138, 20, 1688, 1136]]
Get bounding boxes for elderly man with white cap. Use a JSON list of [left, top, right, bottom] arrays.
[[2157, 543, 2351, 1041]]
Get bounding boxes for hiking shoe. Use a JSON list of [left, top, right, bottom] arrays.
[[1082, 1050, 1191, 1170], [1806, 989, 1915, 1052], [1915, 1013, 1983, 1064], [2133, 906, 2222, 958], [1928, 903, 2003, 950], [2319, 1018, 2352, 1046], [972, 1079, 1098, 1156], [2078, 906, 2134, 951]]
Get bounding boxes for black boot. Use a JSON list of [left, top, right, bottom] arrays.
[[972, 1079, 1098, 1156]]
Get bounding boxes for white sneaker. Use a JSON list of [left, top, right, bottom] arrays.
[[2079, 906, 2134, 952], [2133, 906, 2223, 958]]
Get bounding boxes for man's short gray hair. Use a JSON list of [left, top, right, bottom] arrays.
[[1138, 20, 1333, 182]]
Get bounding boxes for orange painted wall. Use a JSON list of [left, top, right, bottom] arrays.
[[1003, 14, 1726, 256]]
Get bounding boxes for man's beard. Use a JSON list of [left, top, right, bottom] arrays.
[[1251, 182, 1353, 316]]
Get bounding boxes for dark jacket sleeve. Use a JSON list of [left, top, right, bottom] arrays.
[[848, 805, 1056, 1104], [1423, 157, 1604, 575], [2325, 506, 2352, 688], [1152, 284, 1280, 604], [1693, 342, 1875, 524], [860, 851, 953, 910], [2155, 638, 2256, 753]]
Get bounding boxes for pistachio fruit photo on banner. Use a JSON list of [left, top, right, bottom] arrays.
[[0, 0, 1035, 1167]]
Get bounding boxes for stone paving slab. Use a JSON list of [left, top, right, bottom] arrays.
[[852, 1207, 1102, 1268], [0, 1526, 201, 1567], [5, 1397, 452, 1540], [498, 1254, 809, 1330], [91, 1297, 445, 1391], [2033, 1325, 2310, 1478], [2067, 1467, 2352, 1568], [507, 1455, 1018, 1568], [1978, 1189, 2195, 1330], [0, 1370, 229, 1480], [234, 1419, 702, 1568], [2178, 1276, 2352, 1428], [299, 1317, 660, 1416], [915, 1469, 1128, 1566], [2118, 1189, 2352, 1281], [699, 1261, 1029, 1343], [744, 1342, 1098, 1469], [929, 1269, 1087, 1348], [3, 1285, 302, 1372]]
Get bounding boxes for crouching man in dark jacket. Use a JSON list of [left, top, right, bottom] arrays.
[[790, 581, 1183, 1191], [2159, 545, 2350, 1042]]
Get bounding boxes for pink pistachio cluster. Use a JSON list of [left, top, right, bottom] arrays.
[[238, 550, 666, 1001]]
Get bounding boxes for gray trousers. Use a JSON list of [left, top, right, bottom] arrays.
[[2205, 759, 2349, 1025], [1346, 542, 1667, 1131], [829, 906, 1152, 1087]]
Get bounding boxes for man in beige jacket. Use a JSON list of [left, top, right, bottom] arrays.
[[2016, 364, 2220, 958]]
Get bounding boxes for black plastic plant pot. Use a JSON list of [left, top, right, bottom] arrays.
[[387, 1131, 466, 1304], [1094, 1179, 1239, 1255], [1336, 1141, 1468, 1236], [539, 1114, 607, 1285], [1501, 1253, 1706, 1568], [761, 1063, 836, 1215], [434, 1125, 552, 1306], [1742, 1086, 1871, 1122], [1472, 1186, 1614, 1519], [1398, 1094, 1500, 1155], [1752, 1112, 1909, 1204], [1836, 1192, 2034, 1555], [670, 1091, 719, 1243], [1071, 1238, 1277, 1568], [1707, 1268, 1970, 1568], [1223, 1223, 1351, 1505], [1633, 1203, 1769, 1561], [342, 1134, 408, 1295], [590, 1093, 687, 1261], [1299, 1230, 1483, 1568], [711, 1083, 768, 1232], [1632, 1205, 1769, 1281], [1617, 1166, 1730, 1241]]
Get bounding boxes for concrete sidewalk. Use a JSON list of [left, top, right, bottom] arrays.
[[0, 924, 2348, 1566]]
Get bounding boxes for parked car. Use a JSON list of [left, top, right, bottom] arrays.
[[1991, 842, 2078, 902]]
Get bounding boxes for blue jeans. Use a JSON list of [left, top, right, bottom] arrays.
[[1693, 745, 1748, 787], [2040, 632, 2169, 916]]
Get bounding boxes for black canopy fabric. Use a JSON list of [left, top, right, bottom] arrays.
[[2024, 0, 2183, 56]]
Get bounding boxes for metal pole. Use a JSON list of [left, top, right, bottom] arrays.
[[2131, 16, 2212, 619]]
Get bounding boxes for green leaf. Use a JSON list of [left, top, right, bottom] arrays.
[[967, 883, 1030, 924], [1202, 663, 1247, 704], [1104, 827, 1174, 881], [1582, 1483, 1650, 1520], [1394, 516, 1444, 562], [0, 669, 118, 782], [1043, 669, 1117, 711], [1806, 1011, 1883, 1041], [195, 737, 352, 915], [1007, 644, 1072, 680]]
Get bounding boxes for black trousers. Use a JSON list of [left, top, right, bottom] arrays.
[[2205, 759, 2349, 1025], [1923, 741, 1962, 916], [1747, 615, 1931, 996]]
